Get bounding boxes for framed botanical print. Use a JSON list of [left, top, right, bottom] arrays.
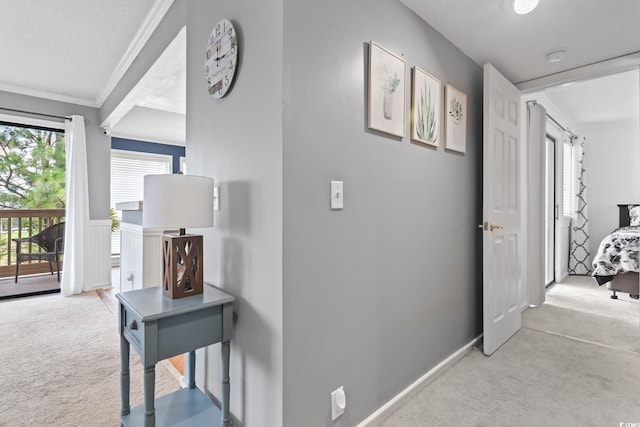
[[411, 66, 441, 147], [445, 84, 467, 153], [368, 42, 406, 137]]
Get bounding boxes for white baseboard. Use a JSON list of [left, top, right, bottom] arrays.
[[357, 334, 483, 427]]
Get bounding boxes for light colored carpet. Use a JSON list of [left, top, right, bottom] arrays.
[[0, 291, 180, 427], [379, 276, 640, 427], [523, 276, 640, 353]]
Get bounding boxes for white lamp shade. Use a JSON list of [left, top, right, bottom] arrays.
[[143, 174, 214, 230]]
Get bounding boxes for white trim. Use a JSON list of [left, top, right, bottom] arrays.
[[517, 51, 640, 93], [95, 0, 176, 107], [84, 220, 114, 291], [356, 335, 483, 427], [0, 83, 97, 107]]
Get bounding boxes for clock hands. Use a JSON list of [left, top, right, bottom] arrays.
[[215, 52, 227, 65]]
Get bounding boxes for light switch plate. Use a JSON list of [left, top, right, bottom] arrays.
[[213, 186, 220, 211], [330, 181, 343, 210]]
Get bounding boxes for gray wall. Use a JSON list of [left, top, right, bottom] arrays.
[[0, 90, 110, 220], [582, 119, 640, 257], [282, 0, 483, 425], [106, 0, 483, 425], [186, 1, 284, 427]]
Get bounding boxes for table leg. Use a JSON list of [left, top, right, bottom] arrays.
[[221, 341, 231, 426], [120, 336, 130, 416], [187, 350, 196, 389], [143, 365, 156, 427]]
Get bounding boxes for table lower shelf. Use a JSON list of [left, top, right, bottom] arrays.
[[121, 387, 222, 427]]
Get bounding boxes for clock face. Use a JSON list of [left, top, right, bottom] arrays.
[[204, 19, 238, 98]]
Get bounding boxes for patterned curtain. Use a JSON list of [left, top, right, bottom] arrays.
[[569, 137, 591, 275]]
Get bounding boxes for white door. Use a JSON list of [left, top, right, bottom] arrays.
[[482, 64, 522, 356], [544, 137, 555, 285]]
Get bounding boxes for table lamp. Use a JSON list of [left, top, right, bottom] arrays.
[[143, 174, 214, 299]]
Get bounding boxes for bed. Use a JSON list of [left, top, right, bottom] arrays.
[[591, 204, 640, 300]]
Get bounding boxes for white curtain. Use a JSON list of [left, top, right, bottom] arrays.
[[527, 102, 547, 306], [568, 137, 591, 275], [61, 116, 90, 296]]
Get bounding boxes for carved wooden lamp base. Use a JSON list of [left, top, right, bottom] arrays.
[[162, 233, 203, 299]]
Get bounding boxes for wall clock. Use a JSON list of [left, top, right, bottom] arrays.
[[204, 18, 238, 98]]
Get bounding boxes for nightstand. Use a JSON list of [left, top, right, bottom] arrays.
[[117, 284, 235, 427]]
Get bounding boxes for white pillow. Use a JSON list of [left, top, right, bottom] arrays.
[[629, 205, 640, 226]]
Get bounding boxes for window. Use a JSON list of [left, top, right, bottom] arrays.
[[562, 141, 574, 218], [110, 150, 171, 255], [0, 121, 65, 209]]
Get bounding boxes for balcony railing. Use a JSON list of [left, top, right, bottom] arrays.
[[0, 209, 65, 279]]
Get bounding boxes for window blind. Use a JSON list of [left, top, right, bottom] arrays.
[[110, 150, 171, 255]]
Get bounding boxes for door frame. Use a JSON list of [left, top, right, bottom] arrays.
[[516, 60, 637, 309]]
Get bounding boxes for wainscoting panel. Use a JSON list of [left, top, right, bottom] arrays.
[[84, 219, 112, 291]]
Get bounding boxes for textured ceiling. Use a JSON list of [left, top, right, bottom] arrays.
[[400, 0, 640, 84], [0, 0, 156, 105], [542, 69, 639, 126]]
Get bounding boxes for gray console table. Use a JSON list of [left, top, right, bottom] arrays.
[[117, 284, 235, 427]]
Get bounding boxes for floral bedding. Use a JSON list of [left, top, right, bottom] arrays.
[[592, 226, 640, 285]]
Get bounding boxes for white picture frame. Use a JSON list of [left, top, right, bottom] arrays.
[[411, 66, 441, 147], [368, 42, 406, 138], [445, 84, 467, 154]]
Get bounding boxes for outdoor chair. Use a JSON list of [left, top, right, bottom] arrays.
[[13, 222, 65, 283]]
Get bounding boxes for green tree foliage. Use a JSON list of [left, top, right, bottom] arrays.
[[0, 124, 65, 209]]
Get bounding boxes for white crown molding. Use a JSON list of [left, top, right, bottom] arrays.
[[0, 82, 97, 108], [95, 0, 175, 108], [516, 51, 640, 93]]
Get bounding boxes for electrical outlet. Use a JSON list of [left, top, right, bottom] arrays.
[[330, 386, 346, 420], [330, 181, 344, 210]]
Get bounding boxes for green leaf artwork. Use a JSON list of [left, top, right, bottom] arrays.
[[416, 83, 437, 143], [381, 67, 400, 94], [449, 98, 464, 122]]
